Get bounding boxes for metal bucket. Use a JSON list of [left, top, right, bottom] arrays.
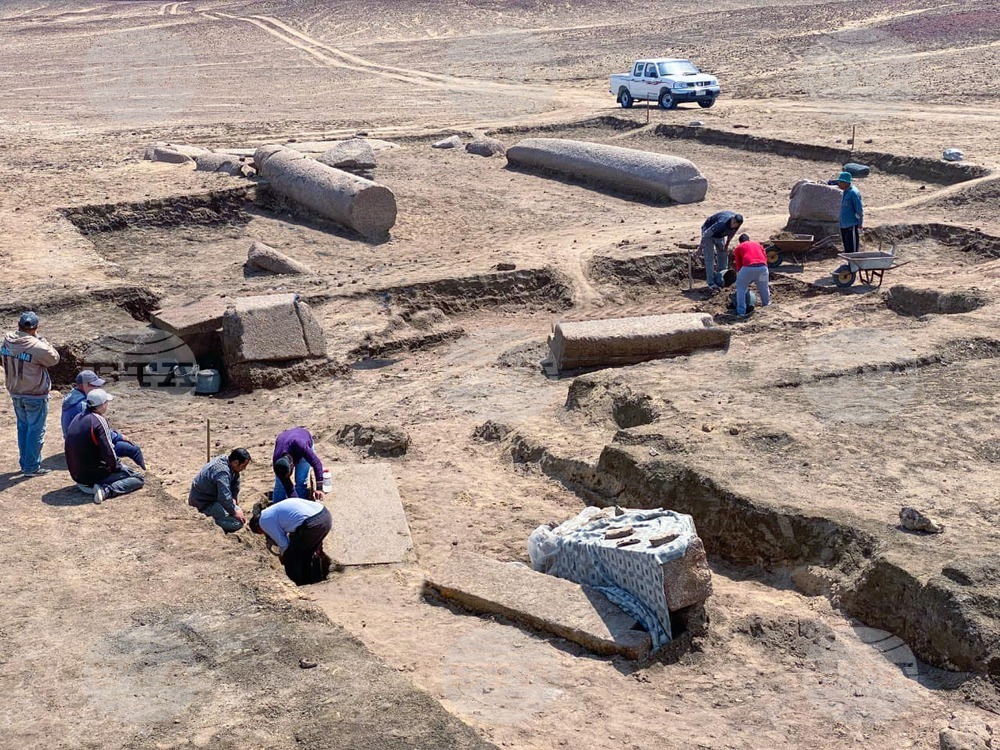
[[195, 368, 221, 394]]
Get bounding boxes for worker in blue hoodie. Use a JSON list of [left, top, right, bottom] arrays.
[[836, 171, 864, 255], [61, 369, 146, 469]]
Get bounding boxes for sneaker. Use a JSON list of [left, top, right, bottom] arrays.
[[23, 468, 51, 477], [93, 485, 105, 505]]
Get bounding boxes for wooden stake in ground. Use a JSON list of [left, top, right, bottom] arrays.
[[206, 418, 211, 463], [851, 124, 856, 155]]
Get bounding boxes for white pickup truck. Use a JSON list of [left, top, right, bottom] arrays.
[[610, 58, 720, 110]]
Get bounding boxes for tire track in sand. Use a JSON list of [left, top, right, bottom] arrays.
[[212, 11, 561, 99]]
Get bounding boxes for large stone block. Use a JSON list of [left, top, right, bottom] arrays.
[[542, 312, 729, 375], [528, 506, 713, 649], [507, 138, 708, 204], [295, 300, 327, 356], [324, 464, 413, 565], [151, 296, 229, 337], [788, 179, 842, 222], [425, 552, 652, 659], [222, 294, 327, 366]]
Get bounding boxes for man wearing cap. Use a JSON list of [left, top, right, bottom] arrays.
[[699, 211, 744, 290], [188, 448, 252, 533], [836, 171, 864, 255], [61, 369, 146, 470], [65, 389, 145, 504], [271, 427, 325, 502], [2, 311, 60, 476]]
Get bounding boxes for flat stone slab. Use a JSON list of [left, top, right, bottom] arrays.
[[424, 552, 652, 660], [325, 464, 413, 565], [151, 296, 228, 337], [542, 312, 730, 375]]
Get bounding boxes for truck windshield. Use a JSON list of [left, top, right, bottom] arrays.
[[657, 61, 700, 76]]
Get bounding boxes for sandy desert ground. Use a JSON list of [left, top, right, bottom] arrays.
[[1, 1, 1000, 748]]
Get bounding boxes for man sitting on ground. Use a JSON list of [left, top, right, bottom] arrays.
[[250, 496, 333, 585], [188, 448, 251, 533], [272, 426, 325, 502], [65, 389, 145, 504], [62, 369, 146, 470]]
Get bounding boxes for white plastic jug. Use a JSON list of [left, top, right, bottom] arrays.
[[322, 469, 332, 494]]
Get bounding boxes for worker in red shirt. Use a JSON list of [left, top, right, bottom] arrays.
[[732, 233, 771, 317]]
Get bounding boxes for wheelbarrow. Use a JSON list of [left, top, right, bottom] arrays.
[[763, 234, 839, 269], [832, 243, 908, 288]]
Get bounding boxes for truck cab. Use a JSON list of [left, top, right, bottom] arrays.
[[610, 58, 721, 110]]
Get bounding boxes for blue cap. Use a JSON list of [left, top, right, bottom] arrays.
[[18, 311, 39, 330], [76, 370, 106, 387], [837, 171, 853, 184]]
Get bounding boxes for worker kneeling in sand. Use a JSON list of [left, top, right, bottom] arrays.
[[188, 448, 252, 533], [250, 497, 333, 586], [732, 233, 771, 317], [65, 389, 145, 504]]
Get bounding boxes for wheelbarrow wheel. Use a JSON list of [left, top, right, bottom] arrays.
[[765, 244, 784, 268], [833, 264, 856, 288]]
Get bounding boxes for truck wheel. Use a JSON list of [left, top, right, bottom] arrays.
[[619, 89, 633, 109], [698, 98, 716, 109], [658, 91, 676, 110]]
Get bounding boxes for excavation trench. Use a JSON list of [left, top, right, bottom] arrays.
[[494, 115, 991, 185], [501, 429, 997, 675]]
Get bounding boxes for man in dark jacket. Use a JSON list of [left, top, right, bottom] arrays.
[[272, 427, 325, 502], [61, 369, 145, 469], [699, 211, 744, 290], [188, 448, 252, 532], [64, 389, 145, 504]]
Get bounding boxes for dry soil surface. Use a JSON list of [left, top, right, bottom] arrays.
[[2, 1, 1000, 749]]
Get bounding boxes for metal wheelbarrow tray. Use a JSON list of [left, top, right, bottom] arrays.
[[832, 247, 909, 288], [764, 234, 839, 268]]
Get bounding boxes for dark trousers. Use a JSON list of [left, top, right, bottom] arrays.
[[841, 225, 860, 254], [197, 501, 244, 533], [283, 507, 333, 586], [113, 438, 146, 470], [98, 465, 145, 499]]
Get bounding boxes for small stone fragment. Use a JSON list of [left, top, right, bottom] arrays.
[[899, 506, 944, 534], [432, 135, 463, 149], [299, 658, 318, 669], [605, 526, 634, 540], [466, 137, 506, 157], [649, 533, 680, 548]]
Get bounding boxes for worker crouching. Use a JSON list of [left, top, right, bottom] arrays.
[[250, 497, 333, 585]]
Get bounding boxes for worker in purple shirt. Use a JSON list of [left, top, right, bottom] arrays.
[[272, 426, 325, 502]]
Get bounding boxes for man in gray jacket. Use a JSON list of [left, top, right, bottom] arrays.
[[2, 311, 60, 476], [188, 448, 252, 533]]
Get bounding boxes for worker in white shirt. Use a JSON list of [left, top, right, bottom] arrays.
[[249, 497, 333, 585]]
